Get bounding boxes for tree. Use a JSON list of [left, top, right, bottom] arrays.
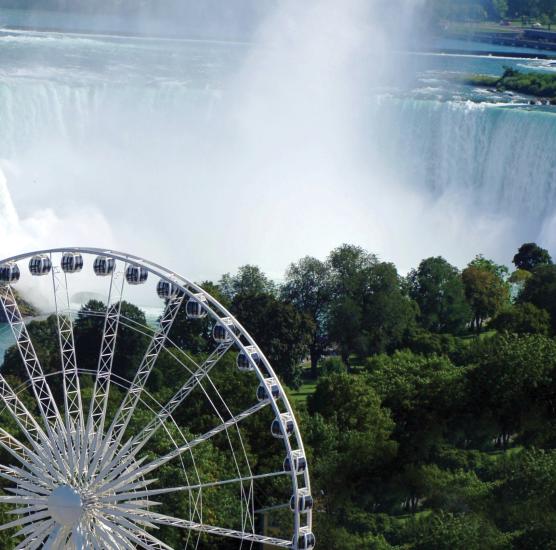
[[467, 334, 556, 447], [408, 257, 471, 334], [109, 301, 150, 381], [462, 265, 510, 333], [306, 373, 398, 507], [328, 244, 378, 296], [326, 245, 377, 362], [232, 293, 313, 387], [282, 256, 332, 377], [327, 245, 416, 361], [519, 264, 556, 332], [467, 254, 509, 280], [366, 351, 466, 460], [359, 262, 416, 355], [399, 512, 508, 550], [490, 302, 551, 335], [328, 296, 363, 363], [513, 242, 552, 271], [219, 265, 275, 301], [74, 299, 108, 371], [308, 372, 392, 433], [493, 0, 509, 18]]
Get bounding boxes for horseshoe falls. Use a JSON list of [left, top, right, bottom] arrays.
[[371, 98, 556, 231], [0, 21, 556, 275]]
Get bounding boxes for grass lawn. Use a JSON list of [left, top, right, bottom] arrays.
[[290, 382, 317, 406]]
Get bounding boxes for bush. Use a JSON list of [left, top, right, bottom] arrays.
[[319, 355, 347, 375], [490, 303, 551, 335]]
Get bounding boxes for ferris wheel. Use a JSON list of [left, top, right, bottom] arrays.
[[0, 248, 314, 550]]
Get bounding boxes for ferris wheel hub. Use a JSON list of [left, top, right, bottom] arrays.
[[47, 484, 84, 527]]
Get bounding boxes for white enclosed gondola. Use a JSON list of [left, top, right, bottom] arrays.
[[257, 379, 280, 402], [237, 345, 260, 372], [290, 489, 314, 513], [212, 317, 234, 343], [186, 294, 207, 319], [156, 279, 181, 299], [284, 451, 307, 475], [296, 530, 316, 550], [29, 255, 52, 276], [126, 265, 148, 285], [61, 252, 83, 274], [271, 413, 295, 439], [0, 262, 20, 283], [93, 256, 115, 277]]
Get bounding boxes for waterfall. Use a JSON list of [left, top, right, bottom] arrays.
[[0, 27, 555, 273], [370, 98, 556, 224]]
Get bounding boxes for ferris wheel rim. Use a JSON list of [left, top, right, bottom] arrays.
[[0, 246, 314, 549]]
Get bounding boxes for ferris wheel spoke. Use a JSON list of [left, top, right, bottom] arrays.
[[122, 510, 293, 549], [0, 465, 51, 495], [8, 503, 48, 517], [96, 400, 270, 495], [51, 265, 84, 463], [43, 525, 69, 550], [14, 518, 55, 550], [96, 514, 172, 550], [69, 523, 86, 550], [0, 374, 67, 477], [0, 509, 51, 532], [85, 269, 126, 461], [93, 519, 131, 550], [0, 285, 67, 445], [0, 429, 58, 484], [102, 340, 233, 477], [98, 293, 185, 470], [0, 467, 50, 496], [98, 470, 287, 504], [0, 495, 47, 508]]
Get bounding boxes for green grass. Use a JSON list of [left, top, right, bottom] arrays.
[[290, 382, 317, 405]]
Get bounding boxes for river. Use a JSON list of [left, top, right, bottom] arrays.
[[0, 9, 555, 275]]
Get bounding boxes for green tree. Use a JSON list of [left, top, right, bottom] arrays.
[[490, 302, 551, 335], [366, 351, 466, 460], [519, 264, 556, 332], [306, 373, 398, 507], [282, 256, 332, 377], [399, 512, 508, 550], [513, 242, 552, 271], [232, 293, 313, 387], [467, 334, 556, 447], [462, 265, 510, 333], [327, 245, 416, 361], [468, 254, 509, 280], [408, 257, 471, 334], [219, 265, 275, 301]]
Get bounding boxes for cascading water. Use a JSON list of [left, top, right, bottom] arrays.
[[372, 98, 556, 223], [1, 3, 555, 275]]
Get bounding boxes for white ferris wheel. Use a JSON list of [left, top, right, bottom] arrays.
[[0, 248, 314, 550]]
